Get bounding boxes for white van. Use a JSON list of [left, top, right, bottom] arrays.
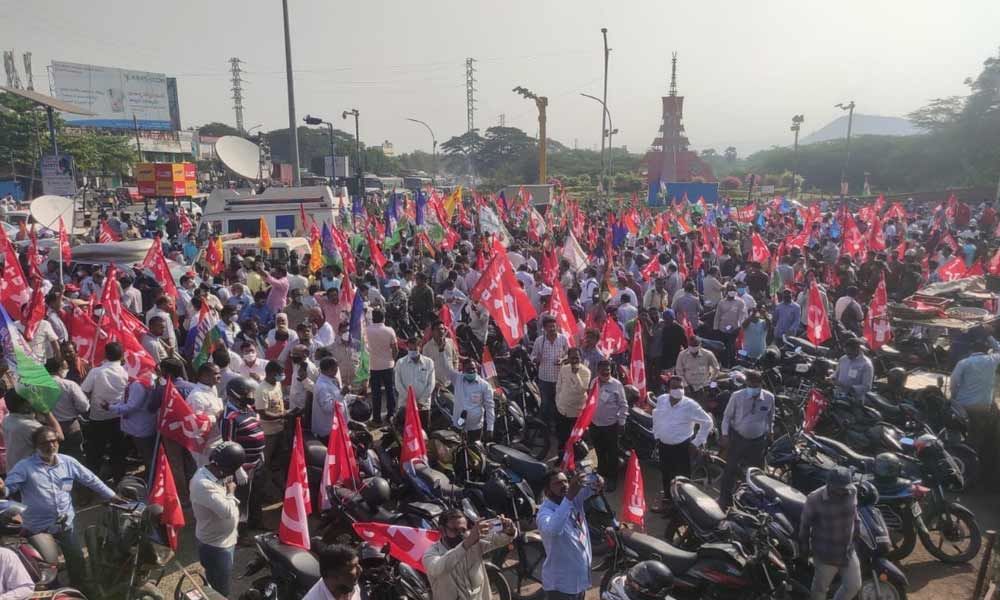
[[222, 237, 311, 264], [202, 185, 347, 239]]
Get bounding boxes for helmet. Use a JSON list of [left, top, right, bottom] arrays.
[[625, 561, 675, 600], [624, 385, 640, 406], [761, 347, 781, 367], [210, 441, 246, 474], [873, 452, 902, 480], [360, 477, 391, 507], [886, 367, 908, 390], [913, 433, 940, 457], [856, 480, 879, 506], [226, 376, 258, 404], [349, 398, 372, 422]]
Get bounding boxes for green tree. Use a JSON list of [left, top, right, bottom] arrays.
[[724, 146, 738, 162], [195, 122, 242, 137]]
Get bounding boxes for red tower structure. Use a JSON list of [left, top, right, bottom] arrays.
[[646, 53, 715, 190]]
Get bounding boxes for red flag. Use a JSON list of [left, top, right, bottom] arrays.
[[805, 282, 831, 346], [562, 380, 599, 471], [179, 211, 193, 235], [352, 523, 441, 574], [866, 215, 886, 252], [803, 389, 828, 433], [0, 224, 29, 320], [885, 202, 906, 221], [640, 257, 661, 283], [938, 257, 969, 282], [679, 316, 696, 343], [299, 202, 309, 234], [469, 252, 537, 347], [988, 249, 1000, 276], [279, 417, 312, 550], [939, 233, 959, 254], [597, 317, 628, 357], [58, 217, 72, 262], [21, 285, 46, 341], [840, 214, 865, 258], [548, 279, 578, 346], [25, 227, 43, 285], [64, 303, 103, 363], [620, 453, 646, 530], [864, 275, 892, 351], [98, 220, 121, 243], [630, 320, 646, 402], [750, 232, 771, 264], [148, 444, 185, 550], [141, 237, 178, 300], [481, 347, 498, 380], [322, 403, 361, 509], [540, 245, 559, 285], [400, 387, 427, 470], [157, 378, 213, 453], [366, 233, 387, 278], [205, 236, 224, 276], [896, 240, 907, 262], [966, 260, 985, 277]]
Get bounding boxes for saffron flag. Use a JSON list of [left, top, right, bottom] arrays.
[[279, 417, 312, 550], [621, 453, 646, 530], [148, 444, 185, 550], [469, 252, 537, 346], [562, 380, 599, 471], [400, 387, 427, 471], [259, 217, 272, 252], [352, 523, 441, 574], [157, 378, 213, 453], [630, 320, 646, 402], [806, 282, 831, 346]]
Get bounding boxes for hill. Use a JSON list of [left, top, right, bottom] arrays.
[[801, 114, 922, 144]]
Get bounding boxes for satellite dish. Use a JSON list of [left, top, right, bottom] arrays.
[[30, 195, 75, 230], [215, 135, 264, 181]]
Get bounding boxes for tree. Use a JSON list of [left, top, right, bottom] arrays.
[[721, 176, 742, 190], [907, 97, 964, 132], [724, 146, 738, 162], [195, 122, 242, 137], [700, 148, 719, 158]]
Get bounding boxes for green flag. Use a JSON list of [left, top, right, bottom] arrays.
[[0, 306, 60, 412], [354, 338, 370, 385]]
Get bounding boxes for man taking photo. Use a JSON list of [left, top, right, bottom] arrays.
[[424, 509, 515, 600]]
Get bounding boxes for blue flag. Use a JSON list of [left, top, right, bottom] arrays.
[[349, 291, 365, 343], [498, 191, 508, 215], [829, 220, 842, 240], [352, 195, 364, 217], [612, 223, 628, 248], [755, 212, 767, 229], [415, 191, 427, 226]]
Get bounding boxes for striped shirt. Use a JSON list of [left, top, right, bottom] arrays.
[[220, 402, 266, 472]]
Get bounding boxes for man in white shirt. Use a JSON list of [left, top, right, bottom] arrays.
[[303, 544, 363, 600], [45, 293, 69, 342], [146, 296, 177, 349], [651, 375, 713, 512], [80, 342, 130, 482], [312, 357, 344, 441], [235, 340, 266, 381], [190, 442, 244, 597], [120, 276, 143, 315], [423, 323, 459, 389], [394, 336, 436, 410], [19, 316, 59, 361], [288, 345, 319, 413], [187, 363, 225, 466]]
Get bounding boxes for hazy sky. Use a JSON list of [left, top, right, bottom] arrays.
[[4, 0, 999, 157]]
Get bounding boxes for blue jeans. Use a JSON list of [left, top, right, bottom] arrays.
[[537, 379, 557, 429], [198, 542, 235, 596], [50, 526, 87, 590], [370, 368, 396, 421]]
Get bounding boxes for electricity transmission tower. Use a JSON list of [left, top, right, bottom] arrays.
[[230, 57, 246, 134], [465, 58, 477, 133]]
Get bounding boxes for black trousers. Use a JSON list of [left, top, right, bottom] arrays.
[[658, 440, 692, 495], [370, 368, 396, 421], [590, 424, 620, 486], [555, 414, 577, 454], [719, 431, 768, 509], [58, 422, 85, 462], [85, 418, 127, 483]]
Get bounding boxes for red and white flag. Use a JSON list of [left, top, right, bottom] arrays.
[[806, 282, 831, 346], [279, 417, 312, 550], [938, 257, 969, 282], [562, 380, 599, 471], [620, 453, 646, 530], [630, 320, 646, 403], [400, 387, 427, 471], [481, 347, 498, 380], [750, 232, 771, 264], [21, 285, 46, 341], [148, 444, 185, 550], [157, 378, 213, 453], [98, 220, 120, 243], [0, 224, 29, 320], [141, 237, 178, 299], [58, 217, 72, 262], [470, 252, 537, 346], [321, 403, 361, 510], [548, 279, 578, 346], [352, 523, 441, 574], [597, 317, 628, 357], [864, 275, 892, 351], [803, 389, 829, 433], [366, 232, 387, 278]]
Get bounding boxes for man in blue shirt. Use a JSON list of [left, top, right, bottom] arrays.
[[0, 426, 123, 590], [950, 335, 1000, 461], [537, 469, 602, 600], [772, 290, 802, 341], [240, 291, 275, 331]]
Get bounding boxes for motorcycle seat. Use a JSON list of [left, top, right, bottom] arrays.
[[622, 531, 698, 574], [747, 472, 806, 524], [865, 392, 903, 418], [304, 438, 328, 469], [261, 534, 321, 590], [672, 480, 726, 531], [876, 344, 903, 358], [413, 463, 464, 495], [783, 336, 829, 356], [404, 501, 444, 521], [487, 444, 547, 485], [628, 406, 653, 430], [812, 435, 873, 470]]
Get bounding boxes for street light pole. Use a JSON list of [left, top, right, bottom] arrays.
[[343, 109, 361, 200], [835, 101, 855, 200], [600, 27, 609, 197], [790, 114, 804, 197], [406, 118, 437, 185], [281, 0, 301, 186], [304, 115, 336, 179], [513, 87, 548, 184], [581, 92, 614, 190]]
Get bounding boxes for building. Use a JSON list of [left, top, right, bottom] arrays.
[[645, 53, 715, 188]]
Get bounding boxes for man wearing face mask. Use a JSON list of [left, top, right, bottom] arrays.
[[235, 340, 266, 382], [673, 337, 719, 403], [424, 509, 516, 600], [330, 321, 360, 391], [189, 441, 244, 596], [718, 370, 774, 509], [450, 358, 494, 443], [254, 362, 286, 497], [303, 544, 363, 600], [395, 336, 436, 412], [288, 345, 319, 416], [800, 467, 862, 600], [537, 469, 601, 600], [713, 284, 748, 367], [220, 377, 266, 530], [832, 337, 873, 401], [589, 361, 628, 492], [651, 375, 713, 512]]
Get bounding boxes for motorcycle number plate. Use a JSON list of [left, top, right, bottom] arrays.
[[912, 503, 922, 517], [795, 363, 810, 373]]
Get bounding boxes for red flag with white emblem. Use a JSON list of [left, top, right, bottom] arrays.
[[803, 389, 828, 433], [806, 282, 831, 346], [469, 252, 537, 346], [322, 403, 361, 509], [279, 417, 312, 550], [630, 320, 646, 402], [353, 522, 441, 574], [597, 317, 628, 357], [148, 444, 185, 550], [561, 380, 599, 471], [621, 453, 646, 530], [98, 220, 120, 243], [0, 224, 29, 320], [750, 232, 771, 264], [400, 387, 427, 471], [864, 275, 892, 351], [548, 279, 578, 346], [938, 257, 969, 282], [157, 378, 213, 453], [140, 237, 178, 300]]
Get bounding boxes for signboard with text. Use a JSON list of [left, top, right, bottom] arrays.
[[41, 155, 78, 197], [51, 61, 172, 130]]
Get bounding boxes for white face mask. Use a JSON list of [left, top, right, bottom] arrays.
[[243, 351, 257, 364], [689, 347, 700, 355], [727, 291, 737, 299], [669, 388, 684, 399]]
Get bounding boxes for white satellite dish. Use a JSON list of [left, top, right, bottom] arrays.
[[215, 135, 264, 181], [29, 195, 75, 230]]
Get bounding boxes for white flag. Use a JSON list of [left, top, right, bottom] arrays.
[[562, 232, 588, 273]]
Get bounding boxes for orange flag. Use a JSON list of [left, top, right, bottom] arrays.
[[259, 217, 272, 252]]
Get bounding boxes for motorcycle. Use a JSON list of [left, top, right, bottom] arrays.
[[239, 532, 322, 600], [0, 499, 62, 590]]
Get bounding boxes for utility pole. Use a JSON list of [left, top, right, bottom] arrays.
[[22, 52, 33, 91], [790, 114, 804, 197], [836, 101, 855, 200], [513, 86, 548, 184], [600, 27, 609, 197], [498, 113, 506, 127], [465, 58, 477, 133], [229, 57, 246, 134], [3, 51, 22, 89], [132, 114, 142, 162], [281, 0, 301, 186]]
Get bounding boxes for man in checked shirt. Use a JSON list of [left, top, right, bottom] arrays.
[[718, 369, 774, 509], [800, 467, 862, 600]]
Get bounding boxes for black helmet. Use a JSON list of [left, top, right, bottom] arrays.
[[349, 398, 372, 422], [226, 376, 258, 404], [761, 347, 781, 367], [360, 477, 391, 507], [873, 452, 902, 480], [856, 480, 879, 506], [625, 561, 675, 600], [886, 367, 907, 390], [210, 441, 246, 474]]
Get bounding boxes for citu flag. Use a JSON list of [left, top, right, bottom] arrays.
[[805, 282, 831, 346], [25, 226, 43, 284], [205, 236, 224, 276], [352, 523, 440, 574], [988, 248, 1000, 276], [21, 284, 46, 341], [279, 417, 312, 549], [597, 315, 628, 357], [562, 379, 599, 471], [58, 217, 72, 262], [864, 275, 892, 351], [259, 217, 272, 252], [157, 378, 213, 453], [366, 232, 388, 278], [140, 236, 178, 300], [98, 220, 120, 243], [0, 222, 29, 320], [321, 402, 361, 510], [548, 279, 578, 347], [148, 444, 185, 550], [803, 389, 829, 433], [938, 257, 969, 282], [469, 251, 537, 347], [630, 319, 646, 403], [400, 387, 427, 471], [620, 453, 646, 530], [867, 214, 886, 252], [750, 232, 771, 264]]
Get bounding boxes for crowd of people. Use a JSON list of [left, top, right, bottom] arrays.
[[0, 189, 996, 599]]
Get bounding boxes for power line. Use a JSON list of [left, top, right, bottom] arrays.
[[465, 58, 477, 133], [229, 57, 246, 134]]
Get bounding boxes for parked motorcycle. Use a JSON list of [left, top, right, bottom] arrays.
[[0, 499, 62, 589]]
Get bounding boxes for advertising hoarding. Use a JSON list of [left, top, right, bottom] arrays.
[[50, 61, 172, 130], [41, 154, 78, 197], [136, 162, 198, 197]]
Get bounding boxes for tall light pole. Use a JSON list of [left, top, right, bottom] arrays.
[[600, 27, 610, 196], [790, 114, 804, 197], [513, 86, 548, 184], [406, 117, 437, 185], [835, 101, 855, 200], [303, 115, 335, 179], [281, 0, 301, 186], [342, 109, 361, 199], [581, 92, 614, 191]]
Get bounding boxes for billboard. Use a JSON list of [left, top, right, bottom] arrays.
[[647, 182, 720, 207], [50, 61, 172, 130], [41, 154, 78, 197]]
